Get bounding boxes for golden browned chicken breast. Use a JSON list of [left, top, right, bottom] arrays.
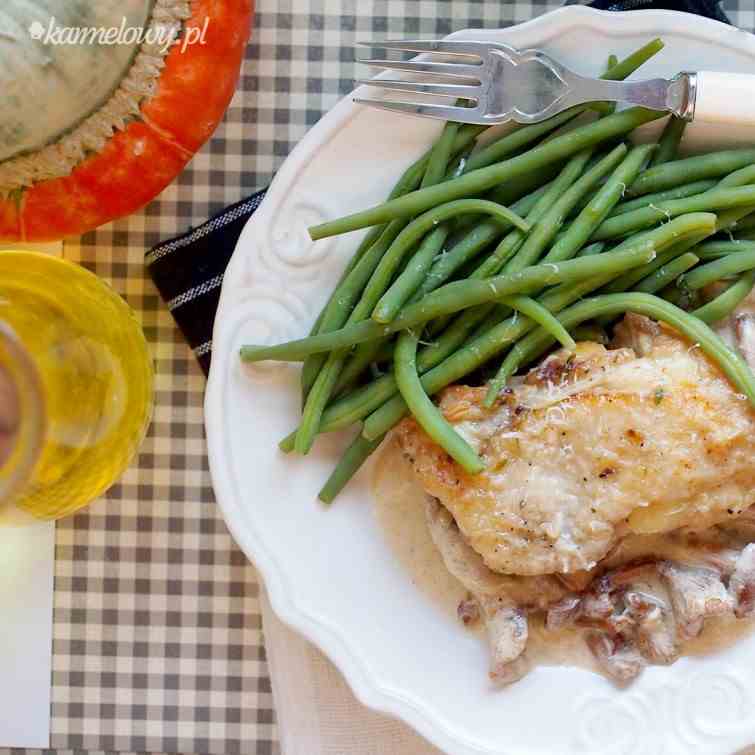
[[396, 315, 755, 577]]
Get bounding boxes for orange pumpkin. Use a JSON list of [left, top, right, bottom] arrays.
[[0, 1, 254, 241]]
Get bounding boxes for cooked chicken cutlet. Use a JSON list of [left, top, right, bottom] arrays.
[[396, 315, 755, 576]]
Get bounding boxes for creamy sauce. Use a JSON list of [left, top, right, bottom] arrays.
[[372, 438, 465, 622], [372, 440, 755, 678]]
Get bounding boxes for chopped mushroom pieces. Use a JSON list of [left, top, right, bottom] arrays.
[[658, 561, 733, 639], [729, 543, 755, 618]]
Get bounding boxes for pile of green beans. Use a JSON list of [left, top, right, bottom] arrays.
[[240, 40, 755, 503]]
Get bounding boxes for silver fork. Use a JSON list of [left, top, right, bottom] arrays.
[[354, 39, 755, 127]]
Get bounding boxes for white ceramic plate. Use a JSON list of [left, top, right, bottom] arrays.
[[206, 8, 755, 754]]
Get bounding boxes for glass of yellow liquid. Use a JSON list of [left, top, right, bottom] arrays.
[[0, 251, 154, 520]]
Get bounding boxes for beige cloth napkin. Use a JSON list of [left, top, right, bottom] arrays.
[[261, 589, 442, 755]]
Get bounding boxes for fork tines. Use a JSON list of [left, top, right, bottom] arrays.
[[354, 38, 489, 122]]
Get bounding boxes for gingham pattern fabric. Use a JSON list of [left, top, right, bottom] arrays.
[[0, 1, 749, 755]]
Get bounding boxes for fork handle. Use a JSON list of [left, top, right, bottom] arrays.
[[693, 71, 755, 125]]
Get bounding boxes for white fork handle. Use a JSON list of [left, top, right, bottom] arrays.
[[694, 71, 755, 125]]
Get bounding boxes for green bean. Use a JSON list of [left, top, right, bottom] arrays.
[[729, 212, 755, 234], [496, 151, 593, 276], [279, 430, 297, 454], [563, 143, 643, 220], [679, 250, 755, 291], [609, 180, 717, 217], [694, 240, 755, 260], [241, 246, 656, 363], [361, 214, 719, 439], [372, 226, 450, 324], [395, 330, 484, 473], [502, 295, 576, 350], [333, 339, 387, 395], [659, 283, 688, 308], [300, 153, 434, 400], [634, 252, 700, 294], [301, 124, 487, 401], [545, 144, 653, 263], [577, 242, 607, 256], [300, 217, 407, 401], [300, 197, 486, 451], [301, 43, 665, 399], [296, 351, 346, 453], [593, 231, 711, 328], [341, 172, 499, 388], [422, 122, 460, 189], [481, 296, 577, 407], [717, 205, 755, 235], [372, 199, 530, 322], [665, 282, 702, 310], [485, 293, 755, 408], [649, 116, 687, 167], [590, 185, 755, 242], [507, 145, 627, 273], [571, 323, 609, 343], [301, 311, 328, 402], [362, 271, 621, 441], [603, 55, 619, 115], [288, 303, 500, 447], [626, 148, 755, 199], [418, 225, 502, 296], [319, 373, 402, 436], [371, 200, 528, 324], [622, 241, 700, 290], [462, 109, 581, 174], [435, 124, 489, 179], [308, 108, 665, 240], [486, 163, 587, 274], [323, 123, 478, 402], [602, 231, 709, 294], [718, 163, 755, 188], [692, 271, 755, 324], [297, 207, 433, 452], [590, 38, 664, 112], [318, 432, 385, 504], [484, 344, 529, 405], [360, 250, 658, 441], [420, 305, 498, 365], [485, 235, 705, 399], [413, 184, 550, 302], [427, 174, 571, 339], [603, 38, 665, 78], [454, 124, 489, 152], [486, 163, 562, 208]]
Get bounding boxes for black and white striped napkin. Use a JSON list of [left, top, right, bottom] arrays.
[[146, 0, 730, 374]]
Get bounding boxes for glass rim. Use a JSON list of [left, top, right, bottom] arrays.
[[0, 321, 46, 507]]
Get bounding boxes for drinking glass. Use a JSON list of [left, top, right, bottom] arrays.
[[0, 251, 154, 520]]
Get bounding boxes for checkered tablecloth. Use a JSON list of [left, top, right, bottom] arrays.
[[2, 1, 752, 754]]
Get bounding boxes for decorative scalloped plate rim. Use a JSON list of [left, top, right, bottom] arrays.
[[206, 8, 755, 754]]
